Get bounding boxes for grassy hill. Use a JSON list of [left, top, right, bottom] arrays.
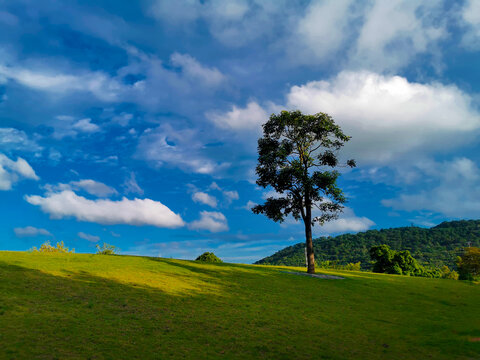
[[255, 220, 480, 268], [0, 252, 479, 359]]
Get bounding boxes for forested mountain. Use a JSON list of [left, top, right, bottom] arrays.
[[255, 220, 480, 269]]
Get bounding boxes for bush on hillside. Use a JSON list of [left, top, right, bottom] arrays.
[[31, 241, 74, 253], [370, 244, 423, 276], [96, 243, 119, 255], [457, 247, 480, 280], [440, 265, 459, 280], [195, 252, 223, 263]]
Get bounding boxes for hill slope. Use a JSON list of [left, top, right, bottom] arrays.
[[0, 251, 479, 359], [255, 220, 480, 268]]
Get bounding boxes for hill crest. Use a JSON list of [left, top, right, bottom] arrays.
[[255, 219, 480, 268]]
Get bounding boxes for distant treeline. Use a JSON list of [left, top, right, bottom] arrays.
[[255, 220, 480, 269]]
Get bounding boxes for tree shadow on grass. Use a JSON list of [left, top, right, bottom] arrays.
[[0, 260, 283, 359]]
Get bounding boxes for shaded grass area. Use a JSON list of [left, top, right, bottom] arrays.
[[0, 252, 479, 359]]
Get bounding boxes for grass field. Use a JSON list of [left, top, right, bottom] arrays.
[[0, 251, 479, 359]]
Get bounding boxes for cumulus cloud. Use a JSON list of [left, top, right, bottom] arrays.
[[78, 231, 100, 242], [460, 0, 480, 50], [51, 116, 101, 139], [25, 190, 185, 228], [149, 0, 289, 47], [14, 226, 51, 237], [44, 179, 117, 197], [149, 0, 447, 71], [294, 0, 356, 63], [0, 154, 39, 190], [382, 157, 480, 218], [351, 1, 446, 71], [71, 118, 100, 133], [243, 200, 257, 210], [205, 182, 239, 205], [206, 101, 269, 131], [286, 71, 480, 164], [170, 52, 225, 87], [192, 192, 218, 208], [69, 179, 117, 197], [0, 128, 43, 153], [223, 190, 239, 204], [136, 124, 230, 175], [189, 211, 229, 232]]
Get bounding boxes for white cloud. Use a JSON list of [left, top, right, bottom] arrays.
[[44, 179, 117, 198], [207, 101, 269, 131], [0, 154, 39, 190], [460, 0, 480, 50], [149, 0, 286, 47], [78, 231, 100, 242], [14, 226, 51, 237], [123, 172, 144, 195], [286, 71, 480, 164], [209, 182, 221, 191], [243, 200, 257, 210], [137, 124, 230, 175], [25, 190, 185, 228], [295, 0, 356, 62], [170, 52, 225, 87], [149, 1, 447, 71], [0, 64, 125, 101], [382, 157, 480, 218], [0, 128, 43, 153], [72, 118, 100, 133], [70, 179, 117, 197], [52, 116, 101, 139], [351, 1, 446, 71], [223, 190, 239, 204], [188, 211, 229, 232], [280, 205, 374, 236], [192, 192, 218, 208], [111, 112, 133, 127], [313, 207, 375, 235]]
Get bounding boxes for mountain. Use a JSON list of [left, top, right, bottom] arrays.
[[255, 220, 480, 269]]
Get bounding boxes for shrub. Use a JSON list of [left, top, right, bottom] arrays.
[[370, 245, 422, 276], [31, 241, 74, 253], [440, 265, 459, 280], [96, 243, 119, 255], [195, 252, 223, 263]]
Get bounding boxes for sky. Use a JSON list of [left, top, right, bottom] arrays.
[[1, 0, 480, 263]]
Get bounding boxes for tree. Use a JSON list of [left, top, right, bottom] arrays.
[[195, 252, 223, 263], [252, 110, 355, 274], [457, 247, 480, 280]]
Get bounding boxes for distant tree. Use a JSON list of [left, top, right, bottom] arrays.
[[31, 241, 74, 253], [252, 110, 355, 274], [96, 243, 119, 255], [195, 252, 223, 263], [370, 244, 423, 276], [457, 247, 480, 280]]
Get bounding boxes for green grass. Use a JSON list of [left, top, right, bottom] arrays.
[[0, 252, 478, 359]]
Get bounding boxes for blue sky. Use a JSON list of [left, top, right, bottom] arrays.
[[1, 0, 480, 263]]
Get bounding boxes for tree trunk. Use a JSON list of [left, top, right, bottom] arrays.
[[304, 204, 315, 274]]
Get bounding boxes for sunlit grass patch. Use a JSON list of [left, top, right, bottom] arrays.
[[0, 251, 478, 359]]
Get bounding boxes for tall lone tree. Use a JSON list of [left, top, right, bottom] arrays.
[[252, 110, 355, 274]]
